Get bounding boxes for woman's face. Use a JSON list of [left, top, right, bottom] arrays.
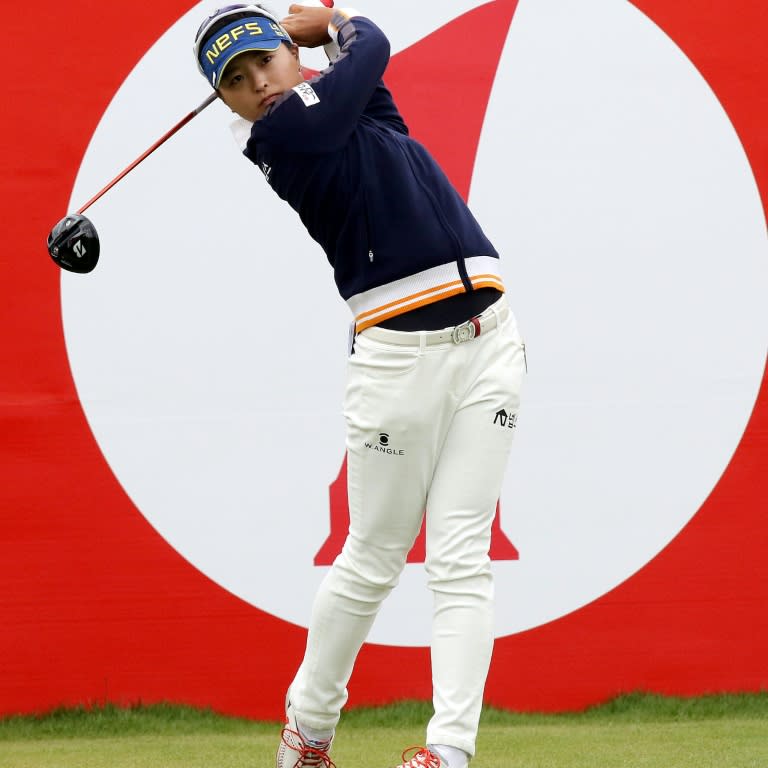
[[217, 44, 303, 123]]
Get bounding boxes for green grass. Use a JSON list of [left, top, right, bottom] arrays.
[[0, 701, 264, 740], [0, 694, 766, 767]]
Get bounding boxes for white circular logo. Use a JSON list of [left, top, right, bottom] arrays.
[[61, 0, 768, 646]]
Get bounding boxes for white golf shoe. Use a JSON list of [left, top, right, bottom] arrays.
[[276, 698, 335, 768]]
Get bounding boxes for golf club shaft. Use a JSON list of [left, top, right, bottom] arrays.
[[76, 93, 218, 215]]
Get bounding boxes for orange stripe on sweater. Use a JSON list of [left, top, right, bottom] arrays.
[[354, 275, 505, 332], [355, 279, 466, 322]]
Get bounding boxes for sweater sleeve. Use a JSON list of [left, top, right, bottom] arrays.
[[246, 13, 391, 154]]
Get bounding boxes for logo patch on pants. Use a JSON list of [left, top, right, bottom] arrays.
[[493, 409, 517, 429], [365, 432, 405, 455]]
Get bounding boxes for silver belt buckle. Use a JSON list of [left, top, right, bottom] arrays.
[[452, 319, 476, 344]]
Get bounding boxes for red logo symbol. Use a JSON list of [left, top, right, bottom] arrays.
[[315, 455, 519, 565]]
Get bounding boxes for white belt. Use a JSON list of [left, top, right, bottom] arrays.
[[361, 296, 509, 347]]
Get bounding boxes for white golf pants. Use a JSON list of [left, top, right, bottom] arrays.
[[289, 295, 526, 756]]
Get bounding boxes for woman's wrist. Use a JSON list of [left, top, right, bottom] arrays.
[[282, 5, 334, 48]]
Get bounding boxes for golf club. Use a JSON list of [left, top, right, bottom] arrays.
[[46, 92, 217, 273]]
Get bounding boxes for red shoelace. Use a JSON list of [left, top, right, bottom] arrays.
[[398, 746, 442, 767], [280, 727, 336, 768]]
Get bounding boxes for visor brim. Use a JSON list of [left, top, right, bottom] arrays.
[[210, 39, 284, 87]]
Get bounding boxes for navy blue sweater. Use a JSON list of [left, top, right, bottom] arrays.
[[245, 11, 503, 330]]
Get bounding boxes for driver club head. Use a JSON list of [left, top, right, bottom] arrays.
[[47, 213, 100, 273]]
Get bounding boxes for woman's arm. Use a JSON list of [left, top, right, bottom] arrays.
[[248, 10, 391, 153]]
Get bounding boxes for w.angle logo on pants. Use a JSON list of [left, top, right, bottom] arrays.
[[364, 432, 405, 456]]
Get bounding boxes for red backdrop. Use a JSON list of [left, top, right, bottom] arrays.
[[0, 0, 765, 718]]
